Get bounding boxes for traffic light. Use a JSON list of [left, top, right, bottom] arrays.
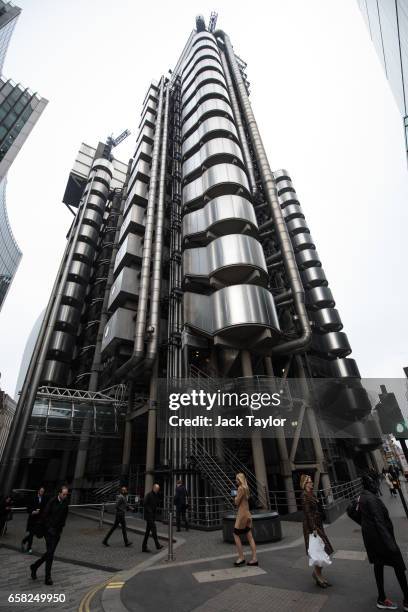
[[376, 385, 408, 438]]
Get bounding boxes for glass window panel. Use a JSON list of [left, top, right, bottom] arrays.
[[46, 400, 72, 431], [30, 399, 48, 430], [378, 1, 406, 115], [95, 404, 115, 434], [366, 0, 387, 71], [72, 402, 93, 433], [397, 0, 408, 114]]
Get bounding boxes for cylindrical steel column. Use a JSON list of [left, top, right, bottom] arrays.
[[145, 361, 159, 493], [241, 350, 268, 508], [295, 355, 331, 494], [147, 85, 170, 362], [220, 51, 257, 194], [264, 357, 297, 513]]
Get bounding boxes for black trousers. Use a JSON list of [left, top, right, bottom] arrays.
[[176, 505, 189, 530], [32, 530, 60, 579], [143, 518, 160, 549], [374, 563, 408, 601], [22, 529, 35, 550], [103, 513, 129, 545]]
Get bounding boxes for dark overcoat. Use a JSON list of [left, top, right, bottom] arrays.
[[359, 490, 405, 568]]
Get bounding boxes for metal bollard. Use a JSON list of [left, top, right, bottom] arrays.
[[99, 503, 105, 529], [167, 511, 174, 561]]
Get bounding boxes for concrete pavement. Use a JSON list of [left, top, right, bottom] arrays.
[[101, 482, 408, 612], [1, 481, 408, 611]]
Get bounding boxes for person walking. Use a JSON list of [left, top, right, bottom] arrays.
[[102, 486, 132, 547], [385, 471, 397, 497], [174, 480, 189, 532], [232, 473, 257, 567], [22, 486, 47, 553], [356, 474, 408, 610], [389, 465, 400, 481], [30, 485, 69, 586], [301, 474, 334, 588], [0, 494, 13, 536], [142, 483, 163, 553]]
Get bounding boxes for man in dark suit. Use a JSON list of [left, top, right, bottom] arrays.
[[102, 486, 132, 547], [174, 480, 189, 532], [21, 486, 47, 553], [0, 494, 13, 536], [30, 485, 69, 585], [142, 483, 163, 552]]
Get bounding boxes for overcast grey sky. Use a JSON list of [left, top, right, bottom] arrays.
[[0, 0, 407, 396]]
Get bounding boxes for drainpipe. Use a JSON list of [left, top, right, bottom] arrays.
[[71, 161, 133, 503], [140, 87, 170, 492], [220, 51, 257, 195], [0, 171, 98, 495], [145, 86, 170, 364], [216, 31, 311, 356], [114, 78, 166, 380]]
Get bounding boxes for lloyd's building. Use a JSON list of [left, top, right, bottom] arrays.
[[0, 15, 382, 522]]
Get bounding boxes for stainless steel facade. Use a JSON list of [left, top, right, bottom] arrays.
[[0, 17, 381, 511]]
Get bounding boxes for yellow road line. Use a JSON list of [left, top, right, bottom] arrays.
[[78, 579, 109, 612]]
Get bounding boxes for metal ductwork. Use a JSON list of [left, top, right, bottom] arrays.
[[114, 78, 168, 379]]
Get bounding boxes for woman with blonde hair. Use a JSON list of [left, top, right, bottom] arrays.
[[301, 473, 334, 588], [232, 473, 258, 567]]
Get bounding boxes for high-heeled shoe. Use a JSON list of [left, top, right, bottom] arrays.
[[312, 571, 327, 588]]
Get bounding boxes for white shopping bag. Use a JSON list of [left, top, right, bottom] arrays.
[[308, 534, 332, 568]]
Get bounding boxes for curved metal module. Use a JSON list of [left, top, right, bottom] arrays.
[[183, 284, 282, 348], [183, 194, 258, 244], [180, 30, 281, 351], [273, 169, 358, 377], [43, 158, 114, 386], [183, 234, 268, 287]]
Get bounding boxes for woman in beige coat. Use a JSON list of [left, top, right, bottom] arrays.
[[233, 473, 258, 567]]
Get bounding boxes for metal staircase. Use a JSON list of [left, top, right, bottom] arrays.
[[190, 438, 268, 509], [190, 438, 235, 508], [188, 363, 269, 508], [91, 479, 121, 502]]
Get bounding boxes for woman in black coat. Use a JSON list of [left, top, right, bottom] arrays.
[[359, 474, 408, 610]]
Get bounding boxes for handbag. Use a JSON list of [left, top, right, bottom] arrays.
[[346, 496, 361, 525], [308, 533, 332, 568], [34, 523, 45, 539]]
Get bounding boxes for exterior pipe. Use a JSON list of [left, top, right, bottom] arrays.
[[266, 251, 282, 265], [274, 289, 292, 305], [146, 86, 170, 364], [114, 78, 165, 380], [259, 219, 274, 232], [220, 51, 257, 195], [217, 30, 311, 356], [0, 169, 98, 495]]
